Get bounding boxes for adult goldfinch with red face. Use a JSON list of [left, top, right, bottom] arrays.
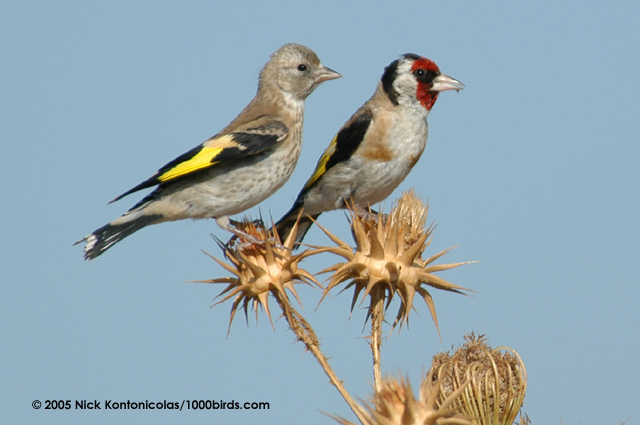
[[275, 53, 463, 244], [77, 43, 340, 260]]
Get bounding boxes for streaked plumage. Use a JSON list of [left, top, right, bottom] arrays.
[[275, 54, 463, 245], [77, 43, 340, 260]]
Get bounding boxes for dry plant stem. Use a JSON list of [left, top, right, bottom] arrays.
[[273, 292, 368, 425], [369, 286, 384, 392]]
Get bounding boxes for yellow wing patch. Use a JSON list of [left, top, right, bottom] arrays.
[[157, 146, 223, 182], [303, 136, 337, 190], [157, 134, 242, 183]]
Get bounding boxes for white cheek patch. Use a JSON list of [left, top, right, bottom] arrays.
[[392, 60, 419, 104], [393, 73, 420, 106]]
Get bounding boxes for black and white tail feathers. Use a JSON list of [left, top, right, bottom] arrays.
[[76, 215, 160, 260]]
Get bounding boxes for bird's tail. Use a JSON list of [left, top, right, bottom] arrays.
[[76, 214, 161, 260], [274, 203, 320, 248]]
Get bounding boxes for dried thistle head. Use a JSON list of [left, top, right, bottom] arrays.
[[332, 373, 474, 425], [197, 219, 322, 334], [318, 190, 473, 335], [428, 333, 528, 425]]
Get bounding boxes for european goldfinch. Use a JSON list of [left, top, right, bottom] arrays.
[[275, 53, 463, 244], [77, 43, 340, 260]]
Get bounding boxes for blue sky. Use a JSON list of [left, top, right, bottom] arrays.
[[2, 1, 639, 424]]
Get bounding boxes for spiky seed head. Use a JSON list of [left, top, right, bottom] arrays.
[[428, 333, 528, 425], [197, 219, 323, 334], [331, 373, 474, 425], [318, 190, 474, 336]]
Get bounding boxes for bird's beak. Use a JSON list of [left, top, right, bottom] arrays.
[[315, 66, 342, 83], [431, 73, 465, 92]]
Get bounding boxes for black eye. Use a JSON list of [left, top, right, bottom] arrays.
[[413, 68, 437, 83], [297, 64, 308, 72]]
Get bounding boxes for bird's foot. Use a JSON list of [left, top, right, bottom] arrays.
[[219, 216, 288, 251]]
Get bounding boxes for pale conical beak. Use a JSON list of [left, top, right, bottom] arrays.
[[315, 66, 342, 83], [431, 73, 465, 92]]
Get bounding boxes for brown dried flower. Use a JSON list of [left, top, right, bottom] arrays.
[[198, 219, 322, 334], [318, 190, 473, 335], [428, 333, 527, 425], [332, 371, 474, 425]]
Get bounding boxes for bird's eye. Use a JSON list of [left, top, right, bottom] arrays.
[[297, 64, 308, 72], [413, 68, 437, 83]]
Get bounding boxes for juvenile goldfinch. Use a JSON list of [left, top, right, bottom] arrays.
[[77, 43, 340, 260], [275, 53, 463, 244]]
